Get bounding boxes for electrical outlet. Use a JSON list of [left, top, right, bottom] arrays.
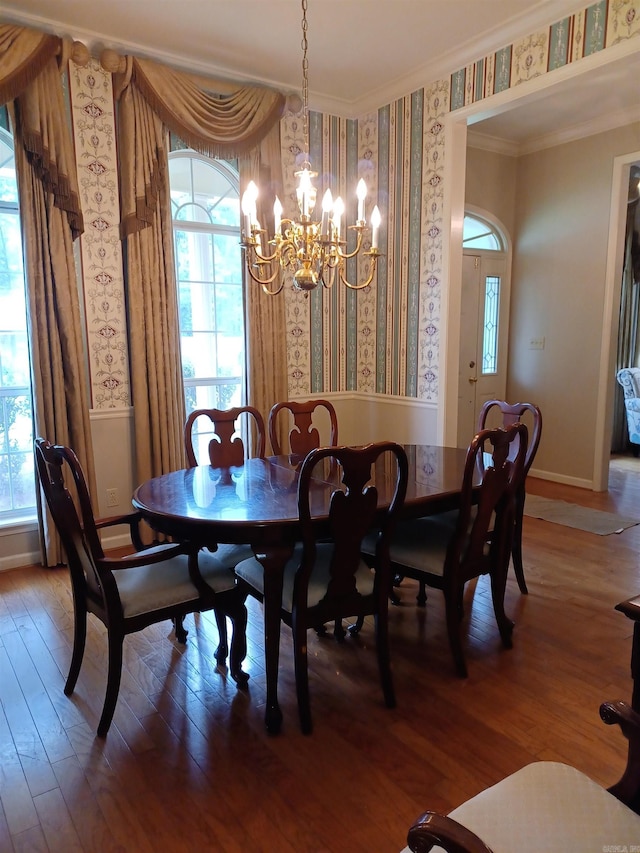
[[529, 336, 545, 350], [106, 488, 119, 508]]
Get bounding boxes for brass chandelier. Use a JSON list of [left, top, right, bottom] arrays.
[[240, 0, 382, 296]]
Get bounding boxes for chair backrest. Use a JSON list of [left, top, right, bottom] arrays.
[[477, 400, 541, 476], [34, 438, 107, 605], [268, 399, 338, 456], [184, 406, 266, 467], [293, 442, 408, 620], [448, 424, 528, 584], [617, 368, 640, 400]]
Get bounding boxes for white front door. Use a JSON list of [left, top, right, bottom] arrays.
[[457, 252, 509, 448]]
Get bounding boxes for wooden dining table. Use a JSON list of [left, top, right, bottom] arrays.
[[132, 443, 474, 734]]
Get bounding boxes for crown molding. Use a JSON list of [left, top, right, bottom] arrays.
[[3, 1, 590, 119], [468, 104, 640, 157]]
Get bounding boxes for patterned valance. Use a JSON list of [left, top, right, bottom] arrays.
[[109, 51, 285, 237]]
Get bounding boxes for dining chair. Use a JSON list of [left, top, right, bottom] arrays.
[[235, 441, 408, 734], [268, 399, 338, 456], [34, 438, 248, 737], [184, 406, 267, 613], [363, 424, 527, 678], [476, 400, 542, 594], [184, 405, 266, 467]]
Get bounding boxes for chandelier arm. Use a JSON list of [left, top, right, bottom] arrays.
[[334, 227, 365, 261], [244, 260, 285, 295], [336, 252, 381, 291]]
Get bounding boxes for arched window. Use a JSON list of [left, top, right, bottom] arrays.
[[168, 152, 245, 417], [0, 124, 36, 522], [463, 213, 504, 251]]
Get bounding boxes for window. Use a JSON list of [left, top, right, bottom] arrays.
[[0, 127, 36, 521], [168, 151, 245, 457], [463, 214, 502, 250]]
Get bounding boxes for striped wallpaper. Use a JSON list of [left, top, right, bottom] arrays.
[[281, 0, 640, 402]]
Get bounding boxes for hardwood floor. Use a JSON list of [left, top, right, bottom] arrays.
[[2, 459, 640, 852]]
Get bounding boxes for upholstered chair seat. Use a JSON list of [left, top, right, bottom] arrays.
[[236, 542, 376, 611], [401, 760, 640, 853]]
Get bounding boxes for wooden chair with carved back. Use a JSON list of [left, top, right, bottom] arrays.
[[364, 424, 527, 678], [183, 405, 266, 650], [184, 405, 266, 467], [476, 400, 542, 594], [235, 441, 408, 734], [34, 437, 248, 737], [268, 399, 338, 457]]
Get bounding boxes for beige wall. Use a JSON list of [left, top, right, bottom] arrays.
[[508, 123, 640, 484], [465, 147, 518, 238]]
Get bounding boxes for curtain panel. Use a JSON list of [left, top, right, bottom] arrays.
[[113, 52, 288, 478], [0, 24, 96, 565]]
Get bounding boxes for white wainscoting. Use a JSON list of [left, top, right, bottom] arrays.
[[298, 392, 440, 447]]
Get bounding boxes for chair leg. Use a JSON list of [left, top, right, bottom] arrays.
[[511, 510, 529, 594], [292, 616, 313, 734], [98, 630, 123, 737], [416, 580, 427, 607], [173, 614, 188, 644], [374, 611, 396, 709], [65, 605, 87, 696], [490, 567, 514, 650], [444, 589, 468, 678], [348, 615, 365, 635], [225, 590, 249, 687], [213, 609, 229, 664]]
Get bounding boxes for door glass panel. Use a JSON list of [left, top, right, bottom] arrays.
[[481, 275, 500, 375]]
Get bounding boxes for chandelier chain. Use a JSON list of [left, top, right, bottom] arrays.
[[301, 0, 309, 162]]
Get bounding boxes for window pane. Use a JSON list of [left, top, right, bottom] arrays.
[[463, 214, 501, 250], [170, 153, 244, 422], [481, 275, 500, 375], [0, 331, 30, 386], [0, 129, 36, 519], [214, 233, 242, 284]]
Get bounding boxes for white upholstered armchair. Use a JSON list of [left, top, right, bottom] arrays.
[[616, 367, 640, 454]]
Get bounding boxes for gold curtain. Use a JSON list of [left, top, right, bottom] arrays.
[[118, 82, 186, 483], [0, 25, 96, 564], [114, 53, 287, 475], [240, 124, 288, 454]]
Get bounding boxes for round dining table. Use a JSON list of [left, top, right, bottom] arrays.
[[132, 444, 472, 733]]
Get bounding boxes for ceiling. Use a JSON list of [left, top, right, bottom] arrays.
[[3, 0, 639, 144]]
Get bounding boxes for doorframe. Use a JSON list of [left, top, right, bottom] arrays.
[[593, 150, 640, 490], [440, 39, 640, 486]]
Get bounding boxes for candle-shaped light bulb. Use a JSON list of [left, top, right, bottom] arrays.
[[356, 179, 367, 224], [370, 205, 381, 250], [332, 196, 344, 240], [241, 182, 257, 237], [297, 169, 313, 217], [321, 189, 333, 238], [273, 196, 283, 237], [255, 219, 262, 253]]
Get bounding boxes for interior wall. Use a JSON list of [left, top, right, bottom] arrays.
[[508, 122, 640, 486], [465, 147, 518, 236]]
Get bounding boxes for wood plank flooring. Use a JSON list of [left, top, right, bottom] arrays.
[[2, 458, 640, 852]]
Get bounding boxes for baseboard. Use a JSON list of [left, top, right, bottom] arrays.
[[528, 467, 593, 490], [0, 549, 42, 572]]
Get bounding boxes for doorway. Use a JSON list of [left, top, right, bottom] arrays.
[[456, 211, 511, 447]]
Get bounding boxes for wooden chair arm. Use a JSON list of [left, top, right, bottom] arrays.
[[94, 511, 145, 551], [97, 542, 187, 571], [600, 700, 640, 812], [407, 812, 494, 853]]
